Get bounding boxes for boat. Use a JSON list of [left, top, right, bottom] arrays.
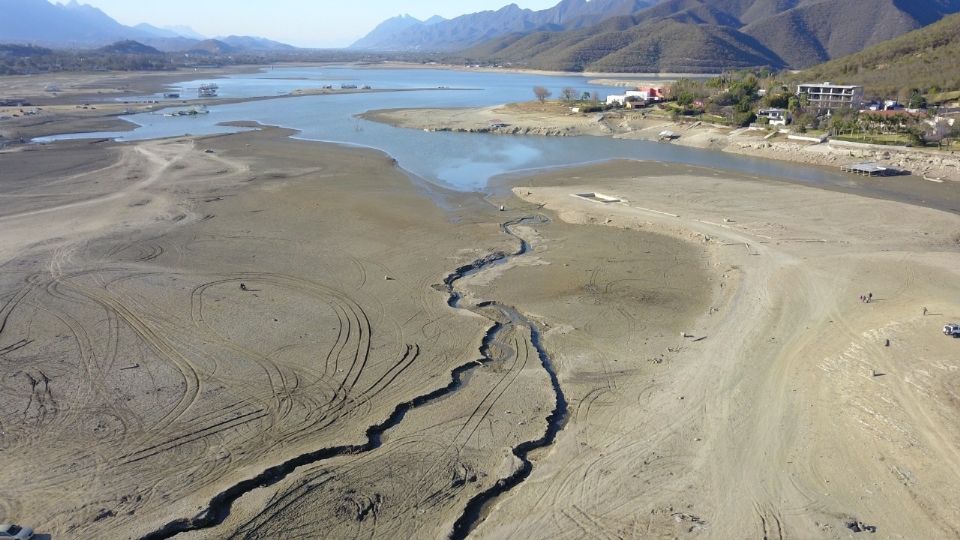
[[165, 105, 209, 117], [163, 91, 181, 99], [198, 84, 219, 98]]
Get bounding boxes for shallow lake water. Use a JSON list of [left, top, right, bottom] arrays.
[[38, 65, 862, 192]]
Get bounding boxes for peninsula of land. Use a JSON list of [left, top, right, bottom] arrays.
[[363, 102, 960, 184]]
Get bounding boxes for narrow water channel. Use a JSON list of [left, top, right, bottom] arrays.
[[139, 214, 567, 539]]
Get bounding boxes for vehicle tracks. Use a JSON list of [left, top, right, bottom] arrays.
[[138, 215, 568, 540]]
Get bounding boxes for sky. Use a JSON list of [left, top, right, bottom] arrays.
[[74, 0, 563, 48]]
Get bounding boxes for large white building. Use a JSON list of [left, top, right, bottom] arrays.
[[797, 82, 864, 111], [606, 87, 664, 106]]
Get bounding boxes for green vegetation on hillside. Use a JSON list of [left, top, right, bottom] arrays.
[[793, 12, 960, 98], [659, 67, 959, 149]]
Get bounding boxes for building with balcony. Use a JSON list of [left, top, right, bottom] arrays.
[[797, 82, 864, 111]]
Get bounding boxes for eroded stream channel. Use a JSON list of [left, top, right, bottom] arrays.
[[139, 214, 569, 539]]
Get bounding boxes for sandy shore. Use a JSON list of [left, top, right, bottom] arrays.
[[363, 104, 960, 183], [1, 76, 960, 539], [482, 161, 960, 538], [0, 68, 254, 144]]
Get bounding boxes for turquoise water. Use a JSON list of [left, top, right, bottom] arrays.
[[37, 66, 860, 192]]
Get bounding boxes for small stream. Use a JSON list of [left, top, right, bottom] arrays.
[[443, 215, 569, 538], [139, 214, 568, 539]]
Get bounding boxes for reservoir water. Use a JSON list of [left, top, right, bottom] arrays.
[[38, 65, 864, 192]]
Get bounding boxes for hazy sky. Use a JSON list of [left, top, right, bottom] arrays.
[[76, 0, 562, 48]]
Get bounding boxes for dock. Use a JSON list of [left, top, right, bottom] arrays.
[[841, 162, 892, 177]]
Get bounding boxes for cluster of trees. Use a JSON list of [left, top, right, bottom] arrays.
[[667, 71, 773, 126], [532, 85, 603, 111], [0, 46, 447, 76], [825, 109, 960, 147], [0, 48, 181, 75]]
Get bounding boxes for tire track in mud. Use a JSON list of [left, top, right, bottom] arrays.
[[138, 215, 568, 540]]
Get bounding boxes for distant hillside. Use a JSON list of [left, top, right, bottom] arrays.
[[739, 0, 960, 67], [185, 40, 238, 56], [0, 0, 294, 54], [351, 14, 447, 50], [0, 44, 53, 57], [133, 23, 182, 40], [0, 0, 142, 46], [97, 40, 162, 55], [375, 0, 960, 72], [216, 36, 296, 52], [793, 12, 960, 97], [351, 0, 659, 51], [166, 25, 206, 40], [467, 17, 782, 72]]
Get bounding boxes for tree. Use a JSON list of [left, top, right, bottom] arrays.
[[561, 87, 577, 101], [829, 109, 856, 136], [906, 126, 926, 146], [765, 92, 790, 109], [676, 91, 695, 107], [731, 111, 756, 127], [908, 89, 927, 110], [581, 91, 592, 101], [533, 86, 552, 103], [787, 97, 801, 115], [795, 112, 814, 134]]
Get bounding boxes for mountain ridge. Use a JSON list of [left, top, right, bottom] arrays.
[[449, 0, 960, 72], [791, 11, 960, 96], [0, 0, 293, 53], [350, 0, 659, 51]]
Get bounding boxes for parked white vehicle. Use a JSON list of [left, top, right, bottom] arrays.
[[0, 523, 33, 540], [944, 323, 960, 337]]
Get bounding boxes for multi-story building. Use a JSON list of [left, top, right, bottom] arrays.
[[796, 82, 864, 111]]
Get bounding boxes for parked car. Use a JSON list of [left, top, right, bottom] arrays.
[[0, 523, 33, 540], [944, 323, 960, 337]]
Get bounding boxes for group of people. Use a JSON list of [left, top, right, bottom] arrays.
[[859, 292, 873, 303]]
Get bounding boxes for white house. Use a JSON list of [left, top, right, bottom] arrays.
[[758, 108, 790, 126], [606, 94, 627, 106], [606, 87, 664, 106]]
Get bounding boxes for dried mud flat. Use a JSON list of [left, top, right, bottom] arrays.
[[0, 124, 709, 539], [489, 161, 960, 539], [0, 120, 959, 540]]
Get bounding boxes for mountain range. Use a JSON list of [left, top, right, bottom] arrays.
[[351, 14, 448, 50], [355, 0, 960, 72], [0, 0, 293, 52], [351, 0, 659, 51]]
